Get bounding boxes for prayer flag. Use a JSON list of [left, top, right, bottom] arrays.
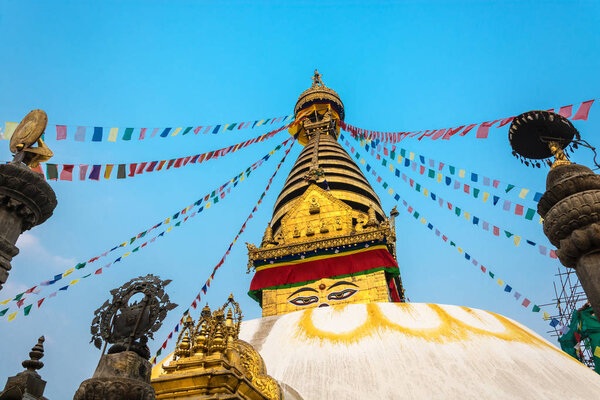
[[108, 127, 119, 142], [79, 165, 88, 181], [3, 122, 17, 139], [104, 164, 114, 179], [92, 127, 103, 141], [8, 311, 17, 321], [75, 126, 86, 141], [518, 188, 529, 199], [572, 100, 594, 120], [171, 127, 182, 136], [160, 128, 172, 137], [212, 125, 221, 134], [558, 105, 573, 118], [139, 128, 147, 139], [60, 165, 74, 181], [522, 298, 531, 307], [504, 285, 512, 293], [56, 125, 67, 140], [122, 128, 134, 140], [525, 208, 536, 220], [117, 164, 126, 179], [46, 164, 58, 180], [182, 127, 193, 135], [151, 128, 160, 138], [475, 120, 499, 139], [503, 200, 511, 211], [89, 165, 101, 180], [515, 204, 524, 216], [532, 305, 541, 312]]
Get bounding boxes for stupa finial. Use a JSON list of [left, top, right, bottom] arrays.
[[311, 69, 324, 87]]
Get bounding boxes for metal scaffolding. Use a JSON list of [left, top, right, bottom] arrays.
[[542, 265, 595, 369]]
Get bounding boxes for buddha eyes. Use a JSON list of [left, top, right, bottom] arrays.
[[289, 296, 319, 306], [327, 288, 357, 301]]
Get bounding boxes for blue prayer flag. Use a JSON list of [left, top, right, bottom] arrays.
[[160, 128, 172, 137], [59, 285, 69, 291], [493, 195, 500, 205], [394, 194, 400, 201], [212, 125, 221, 134], [549, 318, 559, 327], [504, 285, 512, 292], [471, 172, 478, 182], [92, 127, 103, 142], [445, 177, 451, 186], [534, 192, 543, 202]]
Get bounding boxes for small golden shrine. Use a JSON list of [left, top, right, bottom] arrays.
[[151, 295, 282, 400]]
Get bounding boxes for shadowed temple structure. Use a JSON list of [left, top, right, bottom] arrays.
[[149, 72, 600, 399]]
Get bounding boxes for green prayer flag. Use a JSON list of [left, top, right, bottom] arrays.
[[449, 166, 456, 175], [525, 208, 536, 220], [46, 164, 58, 180], [14, 293, 24, 301], [211, 191, 216, 197], [415, 183, 421, 192], [428, 169, 435, 178], [182, 127, 193, 135], [382, 159, 387, 166], [473, 188, 480, 198], [175, 221, 181, 227], [130, 237, 136, 244], [489, 271, 495, 278], [504, 231, 513, 238], [390, 151, 396, 159], [532, 305, 541, 312], [383, 182, 388, 189], [0, 308, 7, 317], [213, 197, 219, 204], [23, 304, 32, 316], [413, 212, 419, 219], [450, 241, 456, 247], [455, 207, 461, 216], [132, 247, 140, 252], [82, 273, 91, 278], [122, 128, 134, 141], [505, 184, 515, 193], [400, 148, 406, 157], [227, 123, 237, 131], [355, 152, 360, 160], [140, 231, 146, 238], [117, 164, 126, 179], [75, 262, 86, 270]]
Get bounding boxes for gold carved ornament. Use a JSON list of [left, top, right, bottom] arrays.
[[10, 109, 53, 168]]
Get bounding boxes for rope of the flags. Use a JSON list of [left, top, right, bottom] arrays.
[[150, 137, 296, 365], [351, 146, 564, 331], [341, 99, 594, 143], [1, 115, 292, 142], [351, 134, 542, 224], [0, 137, 294, 314], [28, 123, 292, 181], [341, 134, 557, 260]]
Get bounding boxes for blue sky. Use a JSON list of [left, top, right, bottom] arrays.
[[0, 0, 599, 398]]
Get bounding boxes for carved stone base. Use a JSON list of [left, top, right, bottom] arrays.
[[0, 163, 56, 290], [74, 351, 155, 400]]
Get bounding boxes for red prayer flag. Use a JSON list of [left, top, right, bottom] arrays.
[[493, 226, 500, 236], [25, 286, 37, 294], [572, 100, 594, 121], [496, 117, 514, 128], [136, 162, 147, 174], [549, 249, 558, 259], [558, 105, 573, 118], [173, 158, 183, 168], [156, 160, 166, 171], [79, 165, 89, 181], [515, 204, 524, 216], [146, 161, 158, 172], [31, 165, 44, 175], [128, 164, 137, 177], [60, 165, 74, 181], [463, 184, 470, 194], [16, 299, 24, 308], [56, 125, 67, 140], [95, 268, 102, 274], [522, 298, 531, 307], [431, 129, 447, 140], [193, 126, 203, 134], [37, 298, 45, 308], [183, 156, 191, 166], [166, 159, 175, 169], [459, 124, 478, 136], [476, 120, 500, 139], [139, 128, 147, 140]]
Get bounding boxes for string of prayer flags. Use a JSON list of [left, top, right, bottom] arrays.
[[356, 136, 541, 221], [32, 124, 291, 182], [363, 140, 544, 204], [0, 138, 294, 314], [151, 138, 297, 365], [3, 115, 291, 141], [339, 99, 595, 143], [351, 152, 563, 331], [341, 134, 557, 260]]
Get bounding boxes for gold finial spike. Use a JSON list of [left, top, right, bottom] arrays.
[[548, 141, 572, 169], [311, 69, 324, 87]]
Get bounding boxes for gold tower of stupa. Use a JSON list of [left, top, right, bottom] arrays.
[[247, 70, 404, 316]]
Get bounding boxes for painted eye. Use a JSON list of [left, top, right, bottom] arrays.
[[289, 296, 319, 306], [327, 288, 357, 301]]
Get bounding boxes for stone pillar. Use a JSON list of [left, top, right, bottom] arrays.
[[0, 336, 47, 399], [74, 351, 155, 400], [0, 162, 57, 291], [538, 163, 600, 317]]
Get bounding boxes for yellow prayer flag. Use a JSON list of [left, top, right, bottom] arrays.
[[497, 279, 503, 286], [240, 175, 245, 182], [483, 192, 490, 203], [398, 155, 403, 163], [120, 242, 127, 247], [165, 217, 171, 224], [108, 127, 119, 142], [594, 346, 600, 358], [518, 188, 529, 199], [360, 158, 365, 165], [409, 152, 415, 160], [0, 298, 11, 305], [543, 311, 551, 320], [104, 164, 114, 179], [514, 236, 521, 246], [123, 252, 131, 258], [437, 173, 442, 183], [457, 247, 463, 253], [63, 268, 75, 277], [222, 124, 229, 131], [389, 164, 394, 173], [3, 122, 18, 140], [171, 127, 182, 136], [206, 202, 211, 209], [256, 120, 265, 127], [420, 217, 426, 224], [166, 226, 173, 233], [464, 211, 470, 221], [388, 188, 394, 195], [8, 311, 17, 321], [459, 169, 466, 178], [69, 279, 80, 285], [539, 216, 543, 224], [423, 188, 429, 197]]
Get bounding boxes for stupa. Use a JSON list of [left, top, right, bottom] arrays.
[[151, 71, 600, 399]]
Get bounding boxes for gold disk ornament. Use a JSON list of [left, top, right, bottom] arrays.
[[10, 109, 53, 167]]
